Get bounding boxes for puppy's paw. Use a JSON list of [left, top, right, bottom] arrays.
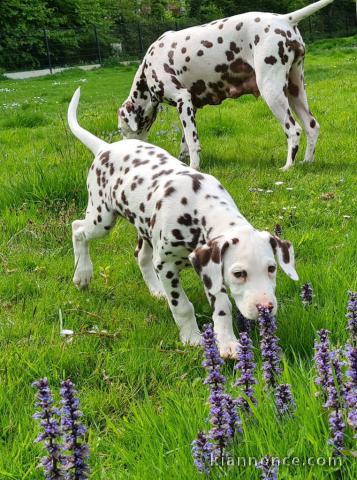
[[73, 267, 93, 289], [180, 329, 201, 347], [219, 340, 240, 360], [150, 288, 166, 299]]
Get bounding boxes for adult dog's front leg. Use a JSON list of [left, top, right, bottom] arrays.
[[154, 259, 201, 346], [208, 290, 239, 359], [176, 91, 201, 169]]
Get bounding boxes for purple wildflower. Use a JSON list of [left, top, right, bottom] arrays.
[[257, 305, 281, 388], [346, 291, 357, 345], [201, 324, 234, 461], [236, 310, 251, 334], [328, 411, 345, 455], [323, 350, 346, 455], [314, 329, 331, 394], [345, 345, 357, 432], [300, 283, 313, 306], [224, 393, 241, 438], [257, 455, 279, 480], [191, 431, 212, 473], [32, 378, 65, 480], [275, 384, 295, 416], [234, 332, 257, 411], [60, 380, 90, 479], [324, 350, 346, 409]]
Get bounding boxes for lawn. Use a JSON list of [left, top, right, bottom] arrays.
[[0, 36, 356, 479]]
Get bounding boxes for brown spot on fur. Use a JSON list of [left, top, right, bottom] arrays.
[[288, 80, 299, 97], [201, 40, 213, 48], [203, 274, 212, 289], [265, 56, 277, 65], [291, 145, 299, 162]]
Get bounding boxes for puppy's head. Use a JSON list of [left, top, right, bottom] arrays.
[[189, 227, 298, 320]]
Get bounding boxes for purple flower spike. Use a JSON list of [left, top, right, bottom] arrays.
[[324, 350, 346, 410], [60, 380, 90, 479], [314, 329, 331, 395], [346, 291, 357, 345], [257, 305, 281, 388], [300, 283, 313, 306], [234, 332, 257, 411], [328, 411, 345, 456], [201, 324, 235, 461], [32, 378, 65, 480], [257, 455, 279, 480], [322, 349, 346, 455], [224, 393, 241, 438], [236, 310, 251, 334], [275, 384, 295, 416], [346, 345, 357, 433], [191, 431, 212, 474]]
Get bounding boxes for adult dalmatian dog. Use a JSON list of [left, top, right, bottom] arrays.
[[119, 0, 333, 171], [68, 88, 299, 358]]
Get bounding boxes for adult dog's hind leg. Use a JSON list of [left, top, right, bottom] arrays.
[[256, 48, 302, 171], [288, 62, 320, 163]]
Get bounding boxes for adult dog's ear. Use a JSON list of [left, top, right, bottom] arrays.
[[189, 238, 230, 295], [269, 236, 299, 281]]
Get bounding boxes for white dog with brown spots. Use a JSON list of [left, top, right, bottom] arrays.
[[69, 88, 299, 358], [119, 0, 333, 171]]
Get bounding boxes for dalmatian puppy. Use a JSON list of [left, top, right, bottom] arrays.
[[119, 0, 333, 171], [69, 88, 299, 358]]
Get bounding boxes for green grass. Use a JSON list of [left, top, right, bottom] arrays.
[[0, 36, 356, 479]]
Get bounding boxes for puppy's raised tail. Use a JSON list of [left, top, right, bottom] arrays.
[[283, 0, 334, 25], [68, 87, 108, 156]]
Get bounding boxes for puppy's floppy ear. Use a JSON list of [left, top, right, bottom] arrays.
[[269, 236, 299, 281], [189, 238, 230, 295]]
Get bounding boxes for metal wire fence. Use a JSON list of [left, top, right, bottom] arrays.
[[1, 12, 356, 73]]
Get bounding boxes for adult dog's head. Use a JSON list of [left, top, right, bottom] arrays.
[[189, 227, 298, 319]]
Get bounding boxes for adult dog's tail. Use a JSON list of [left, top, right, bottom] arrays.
[[68, 87, 107, 156], [283, 0, 334, 25]]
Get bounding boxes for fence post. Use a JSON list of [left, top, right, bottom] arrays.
[[43, 29, 52, 74], [138, 23, 144, 58], [345, 13, 349, 35], [308, 17, 313, 41], [94, 26, 102, 65]]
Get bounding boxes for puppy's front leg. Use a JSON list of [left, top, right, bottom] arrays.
[[154, 259, 201, 346], [209, 289, 239, 359]]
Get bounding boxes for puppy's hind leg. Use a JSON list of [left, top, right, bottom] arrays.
[[135, 238, 165, 298], [72, 204, 116, 289]]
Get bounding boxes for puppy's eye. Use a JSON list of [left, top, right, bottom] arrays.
[[268, 265, 276, 274], [233, 270, 247, 279]]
